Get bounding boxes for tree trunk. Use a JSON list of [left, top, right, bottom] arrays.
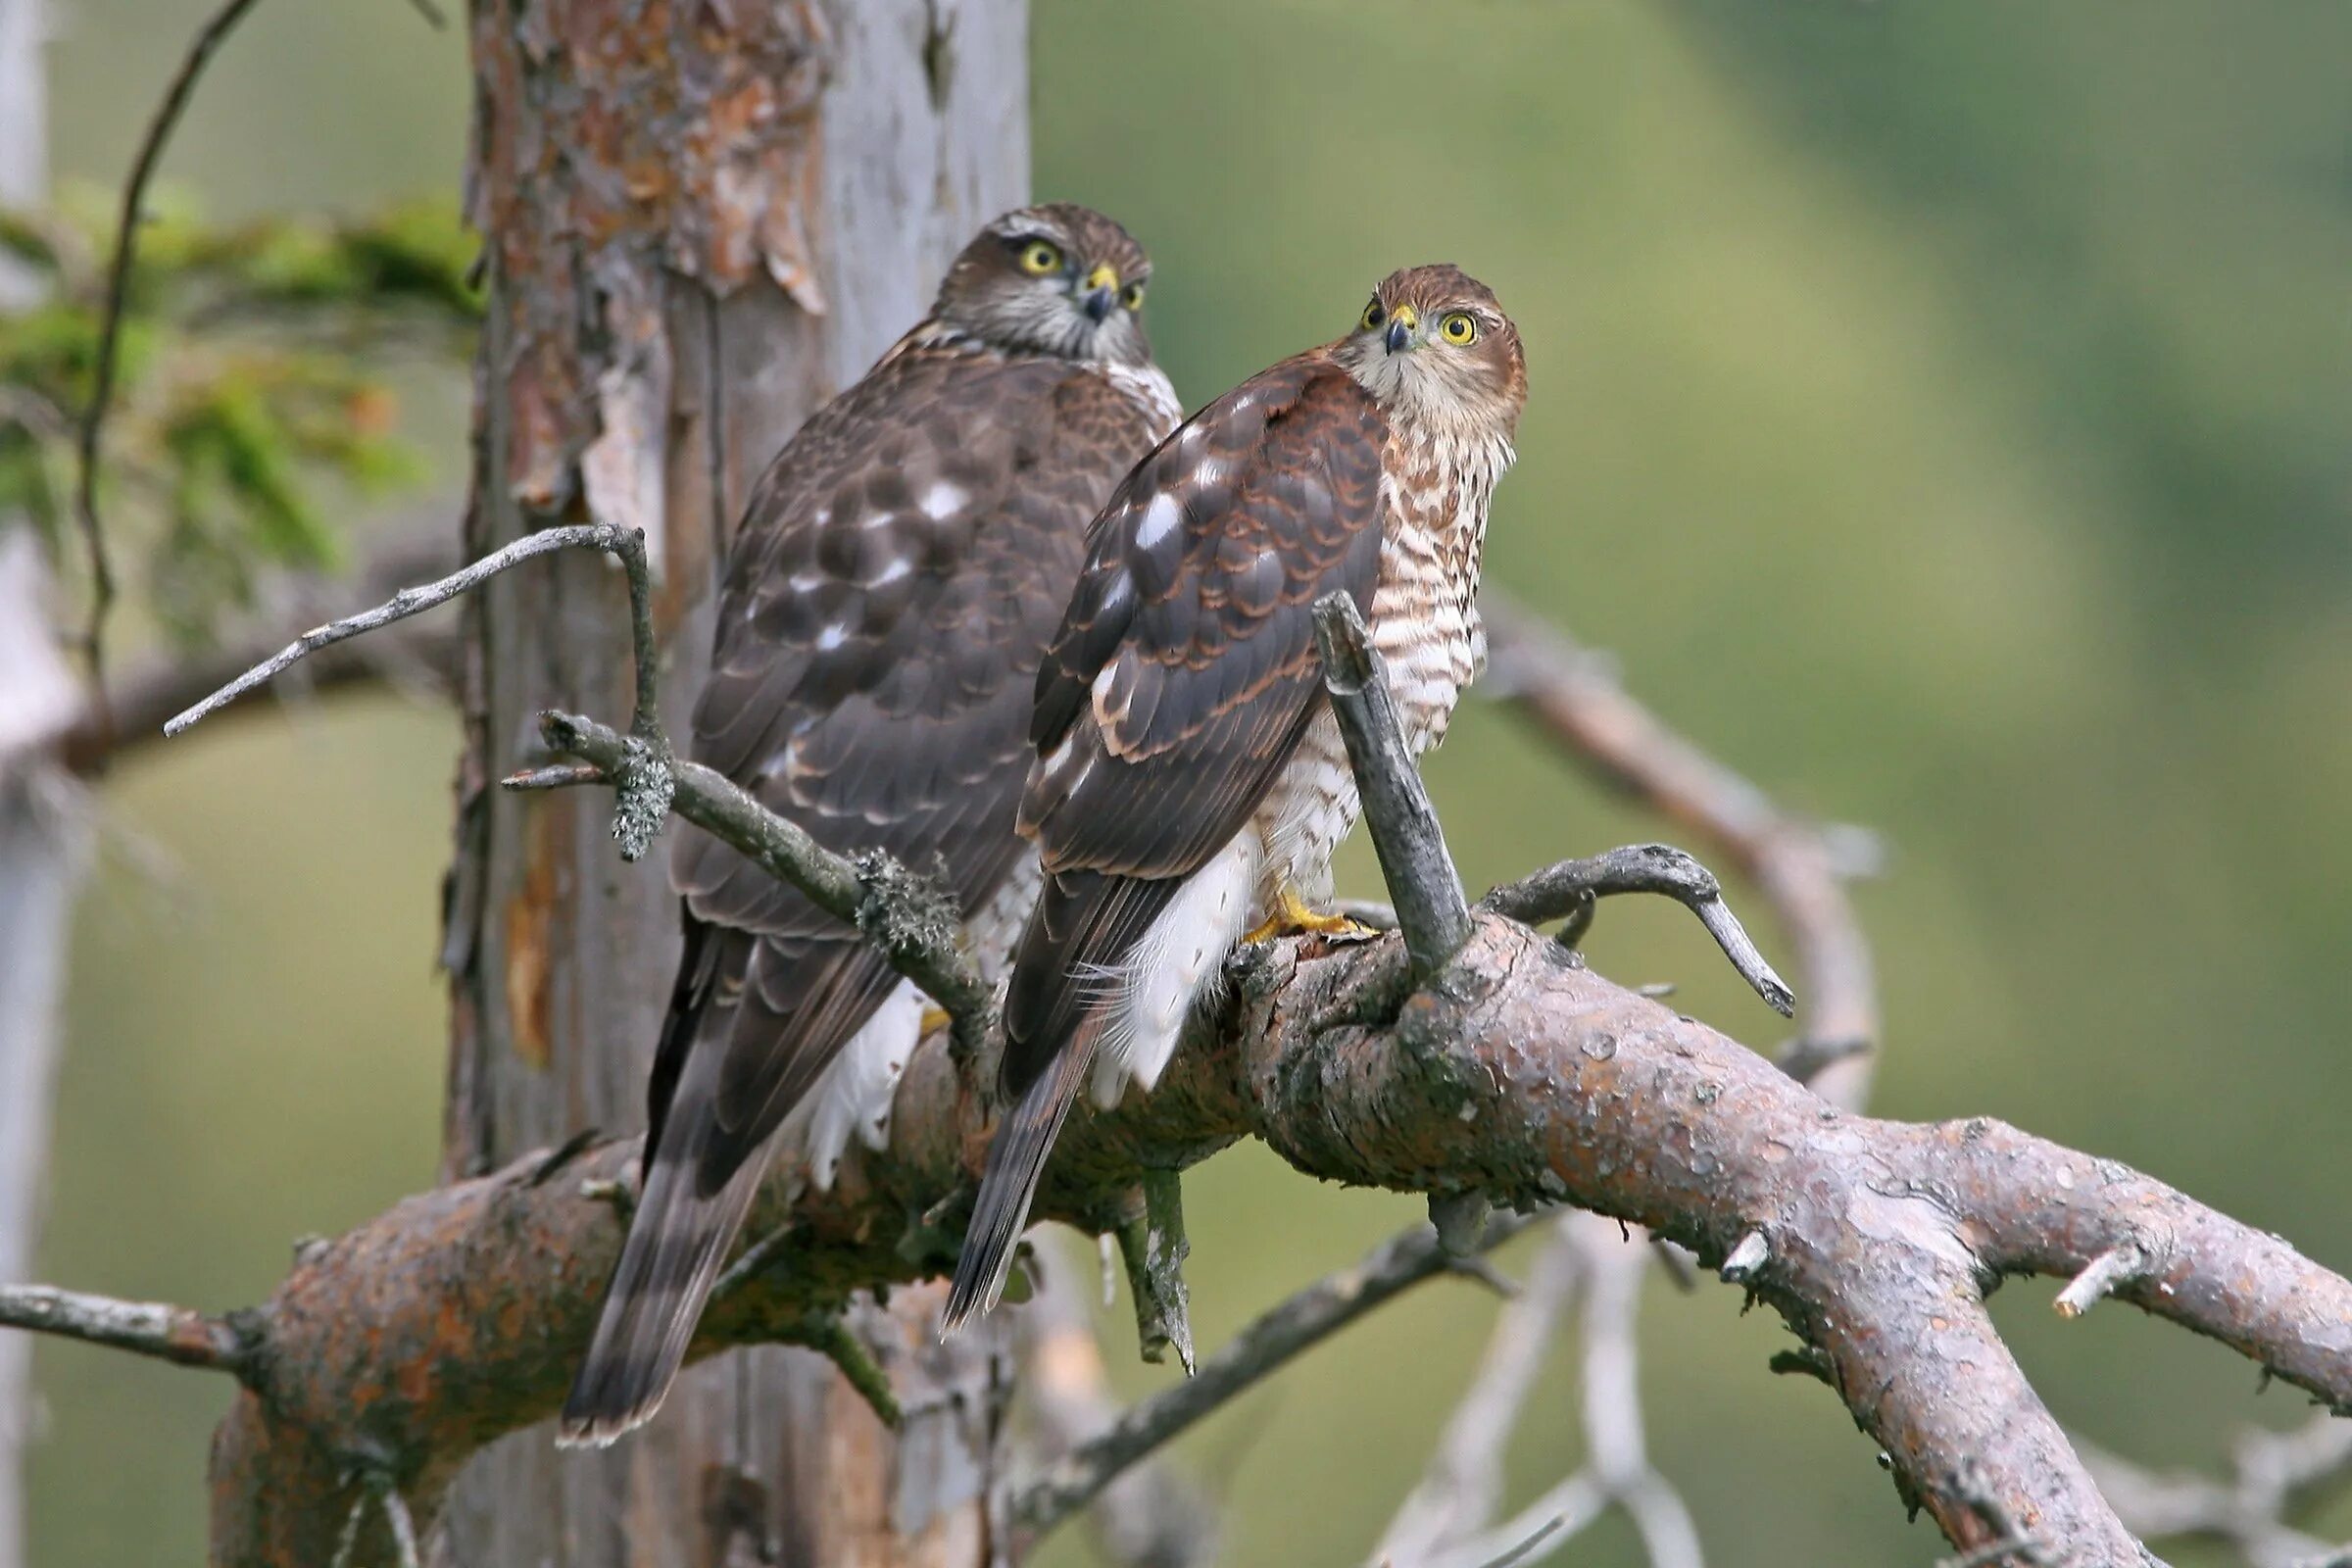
[[435, 0, 1029, 1562], [0, 6, 74, 1565]]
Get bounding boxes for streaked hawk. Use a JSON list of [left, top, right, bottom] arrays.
[[945, 265, 1528, 1327], [563, 204, 1179, 1443]]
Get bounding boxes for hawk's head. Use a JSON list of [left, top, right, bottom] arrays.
[[933, 204, 1155, 368], [1336, 265, 1527, 439]]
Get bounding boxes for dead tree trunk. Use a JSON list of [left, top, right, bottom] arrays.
[[0, 8, 75, 1566], [431, 0, 1029, 1562]]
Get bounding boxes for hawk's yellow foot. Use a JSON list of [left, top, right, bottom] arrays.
[[1244, 886, 1379, 945]]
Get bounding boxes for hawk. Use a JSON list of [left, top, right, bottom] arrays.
[[944, 266, 1527, 1327], [562, 204, 1179, 1444]]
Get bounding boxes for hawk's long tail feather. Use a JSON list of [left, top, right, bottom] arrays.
[[559, 1054, 763, 1446], [944, 869, 1182, 1332], [941, 1024, 1096, 1331]]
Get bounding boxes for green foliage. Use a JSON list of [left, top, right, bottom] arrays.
[[0, 189, 476, 643]]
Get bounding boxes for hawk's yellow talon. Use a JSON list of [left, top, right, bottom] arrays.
[[1244, 887, 1377, 945]]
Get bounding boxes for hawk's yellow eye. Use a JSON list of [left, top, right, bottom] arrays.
[[1439, 312, 1479, 345], [1019, 240, 1063, 276], [1359, 299, 1385, 332], [1121, 281, 1147, 312]]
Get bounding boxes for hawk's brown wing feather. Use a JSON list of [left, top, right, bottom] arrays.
[[948, 352, 1390, 1330], [1003, 353, 1390, 1087], [565, 346, 1167, 1442], [672, 353, 1162, 1179]]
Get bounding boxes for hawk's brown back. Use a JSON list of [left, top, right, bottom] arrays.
[[1003, 352, 1391, 1092], [666, 342, 1173, 1184]]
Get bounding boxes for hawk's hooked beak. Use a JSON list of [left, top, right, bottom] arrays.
[[1384, 304, 1418, 355], [1081, 263, 1118, 324]]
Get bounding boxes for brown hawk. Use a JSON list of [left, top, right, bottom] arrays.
[[562, 204, 1179, 1443], [944, 266, 1528, 1327]]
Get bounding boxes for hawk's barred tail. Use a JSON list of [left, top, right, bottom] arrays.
[[941, 1023, 1096, 1333], [558, 1062, 763, 1446], [946, 868, 1181, 1331]]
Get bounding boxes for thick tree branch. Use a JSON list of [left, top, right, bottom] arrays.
[[37, 537, 2343, 1563], [169, 906, 2352, 1566]]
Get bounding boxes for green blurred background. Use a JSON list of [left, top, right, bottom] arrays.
[[24, 0, 2352, 1561]]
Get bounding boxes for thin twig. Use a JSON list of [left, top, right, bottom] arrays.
[[375, 1479, 421, 1568], [1115, 1169, 1195, 1374], [74, 0, 270, 739], [2079, 1413, 2352, 1568], [163, 523, 653, 742], [1376, 1218, 1581, 1563], [2055, 1243, 2147, 1320], [535, 709, 994, 1046], [0, 1282, 253, 1375], [162, 522, 676, 859], [1481, 842, 1794, 1017], [1009, 1209, 1534, 1546], [1482, 594, 1875, 1099], [1312, 592, 1472, 979]]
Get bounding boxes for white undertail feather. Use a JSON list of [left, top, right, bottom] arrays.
[[1085, 837, 1260, 1108], [785, 979, 922, 1192]]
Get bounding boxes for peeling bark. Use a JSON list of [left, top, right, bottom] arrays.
[[237, 0, 1040, 1563]]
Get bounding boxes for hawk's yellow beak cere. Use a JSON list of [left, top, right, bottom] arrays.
[[1081, 261, 1119, 322], [1385, 302, 1418, 353]]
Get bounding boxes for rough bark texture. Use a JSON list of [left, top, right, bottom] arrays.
[[211, 1, 1026, 1563], [197, 905, 2352, 1564], [0, 8, 71, 1564]]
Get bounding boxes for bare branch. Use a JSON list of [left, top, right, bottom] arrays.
[[74, 0, 270, 734], [1394, 1217, 1704, 1568], [0, 1282, 252, 1375], [1481, 842, 1793, 1018], [113, 574, 2342, 1564], [2056, 1243, 2149, 1320], [1114, 1169, 1195, 1374], [1008, 1209, 1536, 1551], [529, 708, 993, 1044], [2082, 1414, 2352, 1568], [164, 522, 652, 745], [1313, 592, 1472, 978], [1016, 1239, 1219, 1568], [1483, 594, 1876, 1097], [54, 518, 460, 774], [1376, 1218, 1581, 1564], [164, 522, 676, 861]]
